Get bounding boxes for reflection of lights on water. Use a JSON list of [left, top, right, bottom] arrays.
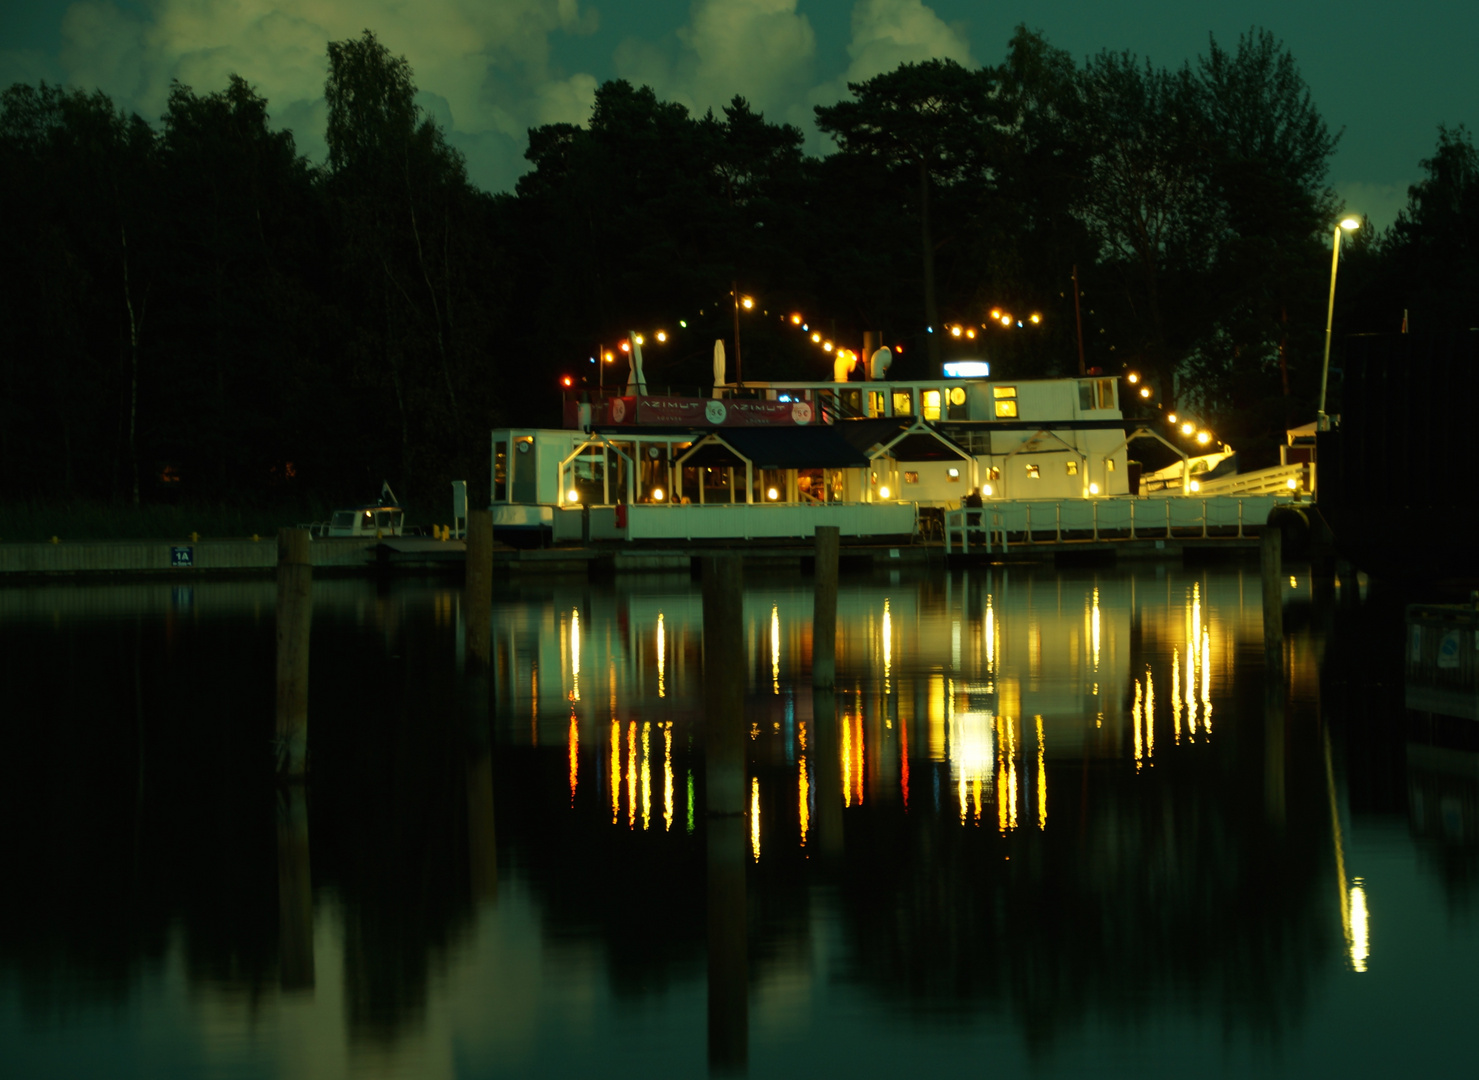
[[568, 711, 579, 805], [1172, 646, 1183, 742], [841, 705, 866, 808], [1091, 587, 1101, 670], [657, 612, 666, 698], [1036, 715, 1047, 830], [997, 714, 1018, 834], [1289, 575, 1297, 589], [627, 721, 638, 828], [799, 753, 810, 848], [1133, 679, 1144, 770], [883, 599, 893, 689], [663, 723, 674, 832], [1201, 628, 1212, 733], [900, 708, 910, 810], [1351, 879, 1369, 972], [985, 595, 996, 670], [641, 722, 652, 830], [771, 605, 781, 694], [1145, 668, 1155, 762], [751, 777, 761, 861], [951, 708, 994, 825], [686, 769, 694, 834], [610, 719, 620, 824], [569, 608, 581, 702]]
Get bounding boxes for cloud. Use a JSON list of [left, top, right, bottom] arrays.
[[613, 0, 817, 128], [52, 0, 602, 192]]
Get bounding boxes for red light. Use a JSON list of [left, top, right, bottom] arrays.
[[561, 376, 573, 387], [620, 341, 630, 352]]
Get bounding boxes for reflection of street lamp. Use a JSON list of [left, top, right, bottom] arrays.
[[1318, 217, 1361, 429]]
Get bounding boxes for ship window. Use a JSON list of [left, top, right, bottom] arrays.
[[494, 441, 508, 501], [869, 390, 886, 417], [893, 391, 914, 416], [904, 471, 919, 484], [995, 400, 1018, 418], [946, 467, 961, 482], [1066, 460, 1078, 476], [986, 466, 1001, 481], [331, 511, 355, 529], [1098, 378, 1115, 408], [1025, 464, 1040, 479], [922, 389, 942, 420], [1079, 382, 1094, 410], [1107, 458, 1116, 471]]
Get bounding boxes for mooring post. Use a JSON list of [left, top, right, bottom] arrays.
[[464, 510, 494, 674], [701, 554, 748, 1071], [1261, 526, 1284, 668], [812, 526, 839, 689], [276, 786, 315, 990], [276, 527, 313, 781], [703, 556, 746, 817]]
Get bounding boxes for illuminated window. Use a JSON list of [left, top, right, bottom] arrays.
[[1066, 460, 1078, 476], [904, 471, 919, 484], [1098, 378, 1115, 408], [869, 390, 886, 417], [986, 466, 1001, 481], [995, 400, 1018, 418], [1107, 458, 1116, 471], [1025, 463, 1040, 479], [949, 387, 966, 406], [922, 389, 942, 420], [946, 467, 961, 482], [892, 391, 914, 416]]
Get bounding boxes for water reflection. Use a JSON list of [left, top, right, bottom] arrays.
[[2, 569, 1476, 1077]]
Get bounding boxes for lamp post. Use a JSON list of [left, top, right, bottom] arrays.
[[1318, 217, 1361, 429]]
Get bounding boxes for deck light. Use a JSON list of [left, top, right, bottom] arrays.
[[656, 331, 667, 342], [767, 487, 779, 500], [1189, 480, 1201, 492], [1127, 373, 1139, 384], [1139, 387, 1151, 399], [1196, 431, 1211, 446], [1089, 482, 1100, 495], [1180, 422, 1195, 436], [567, 489, 580, 503], [620, 341, 630, 352], [1167, 413, 1177, 424], [791, 313, 802, 325], [966, 328, 976, 339], [633, 333, 644, 345], [879, 486, 891, 499], [951, 325, 962, 338], [653, 487, 665, 501], [811, 332, 821, 343], [1000, 314, 1012, 326], [561, 375, 572, 387], [741, 296, 754, 310], [824, 342, 834, 352], [990, 308, 1001, 320], [679, 320, 687, 328], [1286, 477, 1298, 490], [1030, 313, 1041, 324], [982, 484, 993, 496]]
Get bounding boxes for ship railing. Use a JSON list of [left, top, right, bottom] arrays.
[[944, 494, 1283, 552]]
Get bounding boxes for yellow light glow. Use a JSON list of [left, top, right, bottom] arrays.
[[1139, 387, 1151, 398], [771, 604, 781, 695], [879, 486, 891, 499], [1000, 314, 1012, 326], [627, 721, 637, 828], [1180, 422, 1195, 436], [1340, 217, 1361, 231], [1127, 372, 1140, 384], [791, 313, 802, 324], [824, 342, 834, 352], [664, 722, 673, 831], [811, 332, 821, 343], [1350, 880, 1369, 971], [567, 489, 580, 503], [882, 598, 893, 688], [634, 333, 645, 345], [568, 711, 578, 805], [751, 777, 761, 860], [610, 719, 620, 824], [1287, 477, 1298, 490], [1088, 482, 1100, 495], [1036, 715, 1047, 830], [620, 341, 629, 352], [604, 351, 614, 362], [652, 487, 664, 501], [641, 721, 652, 830], [1189, 479, 1200, 492], [990, 308, 1001, 320], [951, 325, 962, 338], [966, 328, 976, 339], [799, 751, 810, 848], [1196, 431, 1212, 445], [656, 330, 667, 342], [657, 612, 666, 698], [1167, 413, 1177, 424], [741, 296, 754, 310], [767, 487, 779, 500], [982, 483, 993, 496], [1029, 313, 1041, 324]]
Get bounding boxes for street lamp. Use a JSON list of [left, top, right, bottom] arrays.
[[1318, 217, 1361, 429]]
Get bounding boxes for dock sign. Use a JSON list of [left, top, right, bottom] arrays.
[[171, 546, 194, 568], [1438, 629, 1462, 669]]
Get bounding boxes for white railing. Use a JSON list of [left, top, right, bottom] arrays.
[[555, 501, 918, 542], [944, 495, 1281, 553]]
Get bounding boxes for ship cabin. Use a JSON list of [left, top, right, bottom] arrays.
[[490, 369, 1135, 545]]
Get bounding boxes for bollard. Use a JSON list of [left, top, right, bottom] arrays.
[[703, 556, 746, 817], [276, 528, 313, 781], [1261, 527, 1284, 669], [707, 814, 748, 1072], [276, 786, 315, 990], [812, 526, 839, 688], [465, 510, 494, 674]]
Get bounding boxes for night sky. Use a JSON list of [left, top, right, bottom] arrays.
[[2, 0, 1473, 230]]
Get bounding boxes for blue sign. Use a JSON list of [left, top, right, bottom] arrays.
[[171, 546, 194, 568]]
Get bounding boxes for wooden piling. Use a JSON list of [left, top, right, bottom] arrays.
[[1261, 527, 1283, 666], [276, 786, 315, 990], [703, 556, 746, 817], [706, 814, 748, 1072], [812, 526, 839, 689], [464, 510, 494, 674], [275, 528, 313, 781]]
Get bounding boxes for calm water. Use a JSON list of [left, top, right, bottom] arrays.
[[1, 564, 1474, 1079]]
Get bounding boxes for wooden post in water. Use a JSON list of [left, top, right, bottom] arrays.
[[812, 526, 839, 689], [276, 786, 315, 990], [1261, 527, 1284, 670], [702, 555, 748, 1071], [276, 528, 313, 781], [811, 686, 844, 859], [703, 556, 746, 817], [465, 510, 494, 674]]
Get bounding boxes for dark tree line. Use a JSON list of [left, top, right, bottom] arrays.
[[0, 25, 1468, 510]]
